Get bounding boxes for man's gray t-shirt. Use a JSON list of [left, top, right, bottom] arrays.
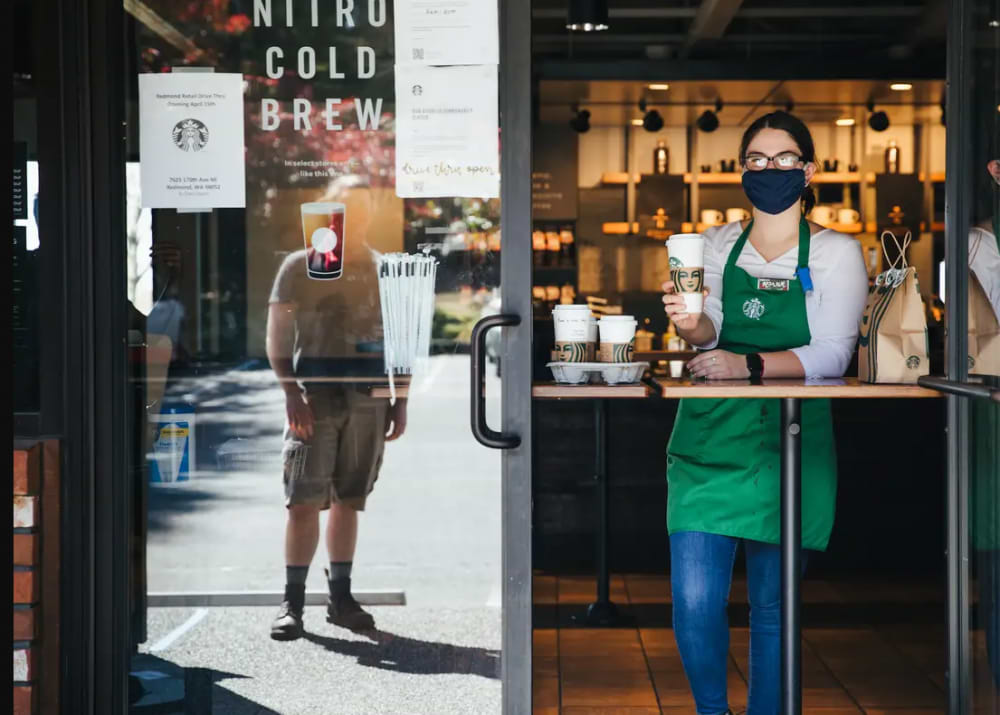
[[269, 250, 383, 380]]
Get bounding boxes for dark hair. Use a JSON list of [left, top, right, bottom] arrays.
[[739, 111, 817, 214]]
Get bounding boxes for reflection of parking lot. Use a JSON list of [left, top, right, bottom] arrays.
[[134, 606, 500, 714], [147, 354, 502, 604]]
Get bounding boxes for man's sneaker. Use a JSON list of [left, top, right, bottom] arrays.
[[270, 585, 305, 641], [325, 571, 375, 631]]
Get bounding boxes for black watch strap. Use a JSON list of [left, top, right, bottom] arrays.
[[746, 353, 764, 381]]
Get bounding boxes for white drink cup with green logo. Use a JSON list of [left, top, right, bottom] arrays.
[[598, 316, 637, 363], [666, 234, 705, 315], [552, 305, 591, 362]]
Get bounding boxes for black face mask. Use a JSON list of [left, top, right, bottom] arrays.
[[741, 168, 806, 215]]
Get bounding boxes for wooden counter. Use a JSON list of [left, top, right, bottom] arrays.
[[652, 376, 942, 399], [532, 382, 651, 399]]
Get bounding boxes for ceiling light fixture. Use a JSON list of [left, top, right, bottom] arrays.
[[696, 99, 723, 133], [835, 118, 856, 127], [638, 99, 664, 132], [867, 100, 890, 132], [569, 106, 591, 133], [631, 119, 644, 126], [566, 0, 609, 32], [648, 83, 670, 91], [890, 83, 913, 91]]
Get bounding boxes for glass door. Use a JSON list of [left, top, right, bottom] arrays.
[[117, 1, 531, 713], [927, 0, 1000, 711]]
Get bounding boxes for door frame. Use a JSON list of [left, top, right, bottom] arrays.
[[944, 0, 975, 712], [499, 0, 534, 712], [53, 0, 536, 711]]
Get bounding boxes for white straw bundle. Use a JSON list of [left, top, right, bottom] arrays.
[[376, 252, 439, 402]]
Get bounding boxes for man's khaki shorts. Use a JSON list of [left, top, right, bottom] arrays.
[[282, 387, 388, 511]]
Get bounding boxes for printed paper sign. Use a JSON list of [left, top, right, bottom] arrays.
[[138, 73, 246, 209], [394, 0, 498, 66], [394, 64, 499, 198]]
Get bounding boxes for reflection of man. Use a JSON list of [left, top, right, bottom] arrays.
[[267, 181, 407, 641], [672, 267, 704, 294]]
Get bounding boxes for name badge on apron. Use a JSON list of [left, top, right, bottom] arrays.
[[757, 277, 791, 292]]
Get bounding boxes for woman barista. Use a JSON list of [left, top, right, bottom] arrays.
[[970, 158, 1000, 688], [661, 112, 869, 714]]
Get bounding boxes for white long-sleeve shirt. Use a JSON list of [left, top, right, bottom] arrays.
[[694, 221, 870, 378], [970, 226, 1000, 321]]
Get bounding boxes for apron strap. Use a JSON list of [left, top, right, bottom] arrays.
[[725, 217, 812, 273], [992, 212, 999, 254]]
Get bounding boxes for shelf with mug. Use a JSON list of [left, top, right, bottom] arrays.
[[815, 222, 864, 234], [861, 221, 933, 234], [683, 173, 742, 184], [812, 172, 863, 184], [600, 172, 641, 185]]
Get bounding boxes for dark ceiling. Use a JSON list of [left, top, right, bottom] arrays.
[[532, 0, 949, 79]]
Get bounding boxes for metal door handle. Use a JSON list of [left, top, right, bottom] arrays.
[[470, 314, 522, 449], [918, 376, 1000, 401]]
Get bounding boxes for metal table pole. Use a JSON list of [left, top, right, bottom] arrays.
[[576, 398, 619, 626], [781, 397, 802, 714]]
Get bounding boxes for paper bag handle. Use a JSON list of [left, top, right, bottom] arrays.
[[881, 230, 912, 270]]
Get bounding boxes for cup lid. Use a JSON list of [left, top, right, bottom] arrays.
[[599, 315, 636, 322], [553, 304, 591, 310]]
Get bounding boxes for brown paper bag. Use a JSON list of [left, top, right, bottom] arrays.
[[858, 232, 930, 383], [968, 233, 1000, 375]]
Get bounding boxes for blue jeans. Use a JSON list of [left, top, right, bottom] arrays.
[[670, 531, 806, 715]]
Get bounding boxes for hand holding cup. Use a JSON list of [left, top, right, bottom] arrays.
[[662, 281, 710, 332]]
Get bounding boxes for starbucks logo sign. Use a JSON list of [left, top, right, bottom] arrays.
[[906, 355, 921, 369], [172, 118, 209, 152], [742, 297, 766, 320], [968, 355, 976, 369], [669, 256, 682, 268]]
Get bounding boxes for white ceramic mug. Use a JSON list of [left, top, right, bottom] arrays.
[[838, 208, 860, 225], [811, 205, 837, 225], [700, 209, 725, 226], [726, 208, 750, 223]]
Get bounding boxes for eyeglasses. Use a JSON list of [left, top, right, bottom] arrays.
[[744, 152, 803, 171]]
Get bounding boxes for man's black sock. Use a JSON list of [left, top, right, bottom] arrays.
[[329, 561, 353, 582], [286, 565, 309, 586]]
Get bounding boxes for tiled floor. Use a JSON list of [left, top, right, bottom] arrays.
[[532, 573, 972, 714]]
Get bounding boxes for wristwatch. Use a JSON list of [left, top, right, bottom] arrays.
[[746, 353, 764, 381]]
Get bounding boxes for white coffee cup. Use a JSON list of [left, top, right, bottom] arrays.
[[700, 209, 725, 226], [811, 205, 836, 224], [669, 360, 685, 378], [726, 207, 750, 223], [553, 305, 591, 362], [838, 208, 860, 224], [666, 233, 706, 315], [598, 316, 637, 363]]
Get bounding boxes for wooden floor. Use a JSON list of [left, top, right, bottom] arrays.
[[532, 573, 998, 714]]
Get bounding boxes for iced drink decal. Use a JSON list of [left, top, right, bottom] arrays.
[[302, 202, 346, 280]]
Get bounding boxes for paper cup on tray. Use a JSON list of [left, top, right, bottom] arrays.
[[552, 304, 591, 362], [598, 315, 637, 363]]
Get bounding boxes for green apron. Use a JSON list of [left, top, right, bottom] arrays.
[[667, 218, 838, 551]]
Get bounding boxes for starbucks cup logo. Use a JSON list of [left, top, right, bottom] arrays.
[[172, 118, 209, 152]]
